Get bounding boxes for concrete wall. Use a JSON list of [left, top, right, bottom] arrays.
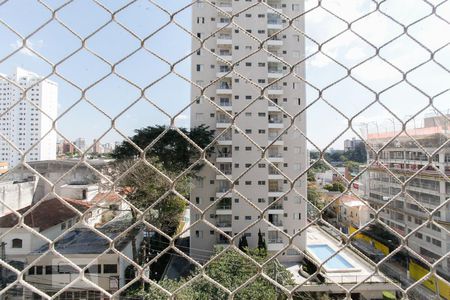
[[0, 180, 36, 216]]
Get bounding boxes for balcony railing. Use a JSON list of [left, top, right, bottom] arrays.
[[217, 202, 232, 210], [218, 134, 232, 141], [219, 50, 231, 56], [217, 184, 231, 192], [217, 151, 232, 157], [268, 152, 282, 158], [218, 83, 232, 89], [268, 238, 283, 243], [217, 222, 232, 228], [218, 168, 232, 175], [269, 220, 283, 227], [268, 187, 283, 193], [268, 118, 283, 124], [268, 68, 283, 74]]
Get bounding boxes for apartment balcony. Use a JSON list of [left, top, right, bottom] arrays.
[[216, 231, 232, 245], [267, 17, 283, 30], [268, 188, 284, 198], [268, 136, 283, 146], [216, 84, 232, 94], [267, 1, 283, 13], [268, 216, 283, 229], [217, 2, 232, 12], [268, 201, 284, 214], [216, 117, 232, 129], [218, 51, 232, 62], [216, 221, 232, 231], [217, 100, 232, 112], [267, 85, 283, 95], [268, 164, 284, 179], [216, 186, 231, 198], [217, 71, 232, 79], [217, 166, 232, 180], [217, 34, 232, 44], [267, 241, 284, 251], [216, 151, 232, 163], [267, 152, 283, 162], [217, 134, 232, 145], [268, 117, 284, 129], [267, 36, 283, 47], [268, 102, 281, 111], [268, 68, 284, 79], [216, 199, 232, 215]]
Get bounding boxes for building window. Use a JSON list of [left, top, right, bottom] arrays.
[[12, 238, 22, 248], [103, 264, 118, 274], [245, 216, 251, 220]]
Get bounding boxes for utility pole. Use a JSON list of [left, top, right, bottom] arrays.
[[0, 241, 6, 300]]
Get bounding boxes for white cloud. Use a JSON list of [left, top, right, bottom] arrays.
[[344, 47, 367, 61], [176, 114, 189, 120], [10, 39, 44, 56]]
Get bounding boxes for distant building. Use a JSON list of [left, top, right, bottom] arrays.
[[315, 167, 349, 188], [344, 138, 363, 152], [364, 115, 450, 274], [91, 139, 104, 154], [0, 161, 8, 174], [339, 198, 371, 230], [0, 68, 58, 167], [74, 137, 87, 152], [102, 142, 115, 154]]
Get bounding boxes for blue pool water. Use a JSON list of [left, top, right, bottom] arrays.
[[307, 244, 354, 269]]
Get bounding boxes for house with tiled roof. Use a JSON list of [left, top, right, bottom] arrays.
[[0, 198, 90, 262]]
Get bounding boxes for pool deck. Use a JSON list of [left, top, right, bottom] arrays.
[[283, 225, 398, 294]]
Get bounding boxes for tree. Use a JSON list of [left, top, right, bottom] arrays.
[[307, 183, 323, 209], [344, 160, 360, 174], [131, 248, 295, 300], [323, 182, 345, 193], [102, 159, 189, 264], [238, 235, 249, 251], [257, 229, 267, 252], [112, 125, 214, 172]]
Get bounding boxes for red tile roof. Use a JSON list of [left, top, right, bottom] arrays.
[[0, 198, 90, 231]]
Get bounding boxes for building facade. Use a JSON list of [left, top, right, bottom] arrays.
[[363, 116, 450, 274], [0, 68, 58, 168], [344, 138, 363, 152], [190, 0, 307, 262]]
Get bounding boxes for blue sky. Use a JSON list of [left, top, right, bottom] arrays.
[[0, 0, 448, 150]]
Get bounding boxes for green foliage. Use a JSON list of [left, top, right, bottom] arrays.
[[307, 183, 324, 209], [112, 125, 214, 172], [104, 159, 189, 236], [134, 249, 294, 300], [323, 182, 345, 193], [344, 160, 360, 174], [238, 235, 249, 251]]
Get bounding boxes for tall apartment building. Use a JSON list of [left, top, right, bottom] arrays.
[[190, 0, 307, 262], [0, 68, 58, 168], [363, 115, 450, 274]]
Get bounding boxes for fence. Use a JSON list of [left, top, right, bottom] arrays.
[[0, 0, 449, 299]]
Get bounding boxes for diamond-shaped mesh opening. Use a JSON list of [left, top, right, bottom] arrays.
[[0, 0, 448, 299]]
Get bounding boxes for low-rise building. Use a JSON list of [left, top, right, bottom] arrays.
[[25, 214, 143, 297]]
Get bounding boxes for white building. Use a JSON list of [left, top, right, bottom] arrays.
[[190, 0, 307, 262], [74, 137, 87, 152], [344, 138, 363, 152], [0, 68, 58, 168]]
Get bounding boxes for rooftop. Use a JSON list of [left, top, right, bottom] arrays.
[[31, 213, 139, 254], [0, 198, 90, 231]]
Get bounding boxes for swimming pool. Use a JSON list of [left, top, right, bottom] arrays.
[[307, 244, 354, 270]]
